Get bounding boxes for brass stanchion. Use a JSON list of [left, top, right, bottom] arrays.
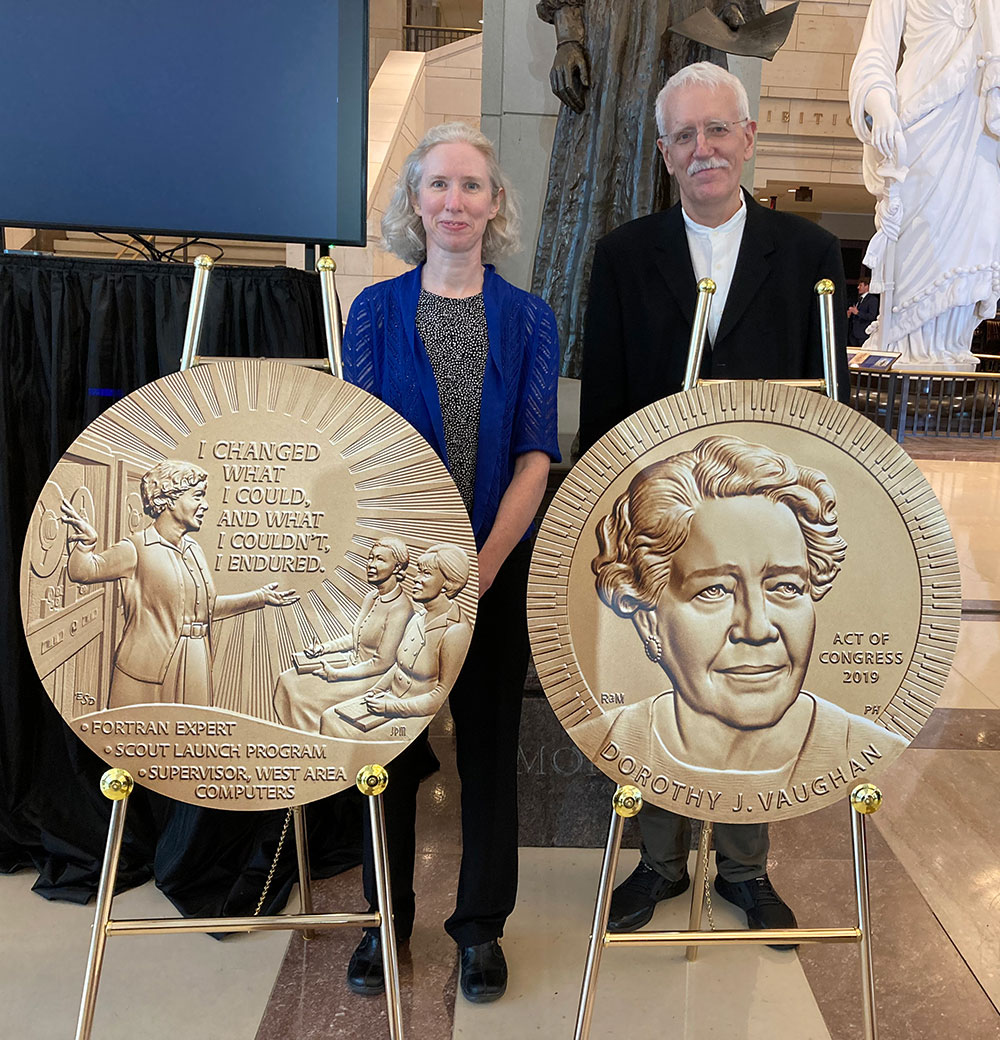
[[65, 255, 408, 1038], [571, 287, 884, 1030], [574, 785, 642, 1040], [72, 770, 388, 1037], [604, 926, 862, 947], [686, 277, 838, 396], [357, 764, 405, 1040], [292, 805, 317, 939], [75, 769, 133, 1040], [815, 277, 840, 401], [179, 254, 323, 940], [572, 785, 884, 1032]]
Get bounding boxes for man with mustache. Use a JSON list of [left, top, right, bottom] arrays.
[[579, 62, 849, 945]]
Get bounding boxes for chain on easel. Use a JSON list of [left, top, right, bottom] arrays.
[[254, 808, 294, 917], [699, 826, 716, 934]]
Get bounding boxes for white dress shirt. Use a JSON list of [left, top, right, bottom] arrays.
[[681, 196, 747, 345]]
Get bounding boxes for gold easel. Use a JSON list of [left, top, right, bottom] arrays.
[[179, 252, 344, 375], [684, 277, 839, 399], [74, 254, 406, 1040], [574, 278, 885, 1040]]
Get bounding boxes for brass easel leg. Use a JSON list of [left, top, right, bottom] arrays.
[[814, 278, 840, 402], [317, 255, 344, 379], [75, 769, 134, 1040], [686, 821, 714, 962], [358, 765, 404, 1040], [292, 805, 317, 939], [683, 279, 716, 391], [851, 784, 883, 1040], [574, 785, 643, 1040], [179, 255, 215, 371]]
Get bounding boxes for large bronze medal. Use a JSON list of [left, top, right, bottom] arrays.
[[21, 359, 478, 809], [528, 383, 959, 823]]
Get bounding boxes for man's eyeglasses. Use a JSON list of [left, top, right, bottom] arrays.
[[659, 118, 749, 149]]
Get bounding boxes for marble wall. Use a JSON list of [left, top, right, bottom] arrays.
[[424, 33, 484, 126], [755, 0, 871, 192], [480, 5, 558, 292], [369, 0, 406, 83]]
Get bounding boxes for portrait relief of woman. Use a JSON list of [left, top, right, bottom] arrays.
[[570, 434, 908, 799], [272, 535, 414, 733], [61, 459, 298, 711], [317, 543, 473, 739]]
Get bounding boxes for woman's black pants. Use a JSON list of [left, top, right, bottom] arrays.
[[361, 539, 532, 947]]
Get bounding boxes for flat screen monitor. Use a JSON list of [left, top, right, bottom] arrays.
[[0, 0, 368, 245]]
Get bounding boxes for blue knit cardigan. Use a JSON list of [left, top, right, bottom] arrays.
[[342, 264, 561, 548]]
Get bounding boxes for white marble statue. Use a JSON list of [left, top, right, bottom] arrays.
[[849, 0, 1000, 366]]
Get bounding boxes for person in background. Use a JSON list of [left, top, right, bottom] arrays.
[[340, 122, 560, 1004], [847, 269, 879, 346]]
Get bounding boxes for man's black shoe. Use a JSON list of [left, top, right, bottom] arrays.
[[608, 862, 691, 933], [459, 939, 507, 1003], [713, 874, 799, 950], [347, 930, 386, 995]]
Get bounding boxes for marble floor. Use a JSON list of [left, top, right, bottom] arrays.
[[3, 435, 998, 1039]]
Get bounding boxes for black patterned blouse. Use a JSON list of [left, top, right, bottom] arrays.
[[416, 289, 489, 514]]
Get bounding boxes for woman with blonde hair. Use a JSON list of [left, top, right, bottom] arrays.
[[341, 121, 560, 1003]]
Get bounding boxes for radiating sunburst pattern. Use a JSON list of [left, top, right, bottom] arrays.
[[22, 360, 478, 808]]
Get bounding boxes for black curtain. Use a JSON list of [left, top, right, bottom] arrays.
[[0, 254, 362, 915]]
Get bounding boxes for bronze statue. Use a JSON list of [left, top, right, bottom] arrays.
[[533, 0, 766, 377]]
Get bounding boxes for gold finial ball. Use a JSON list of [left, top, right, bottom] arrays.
[[100, 768, 134, 801], [613, 785, 643, 818], [356, 764, 389, 797], [850, 783, 883, 814], [814, 278, 835, 295], [317, 255, 337, 273], [697, 277, 717, 294], [193, 254, 215, 270]]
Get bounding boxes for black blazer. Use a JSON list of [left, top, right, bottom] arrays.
[[848, 292, 880, 346], [579, 192, 850, 452]]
